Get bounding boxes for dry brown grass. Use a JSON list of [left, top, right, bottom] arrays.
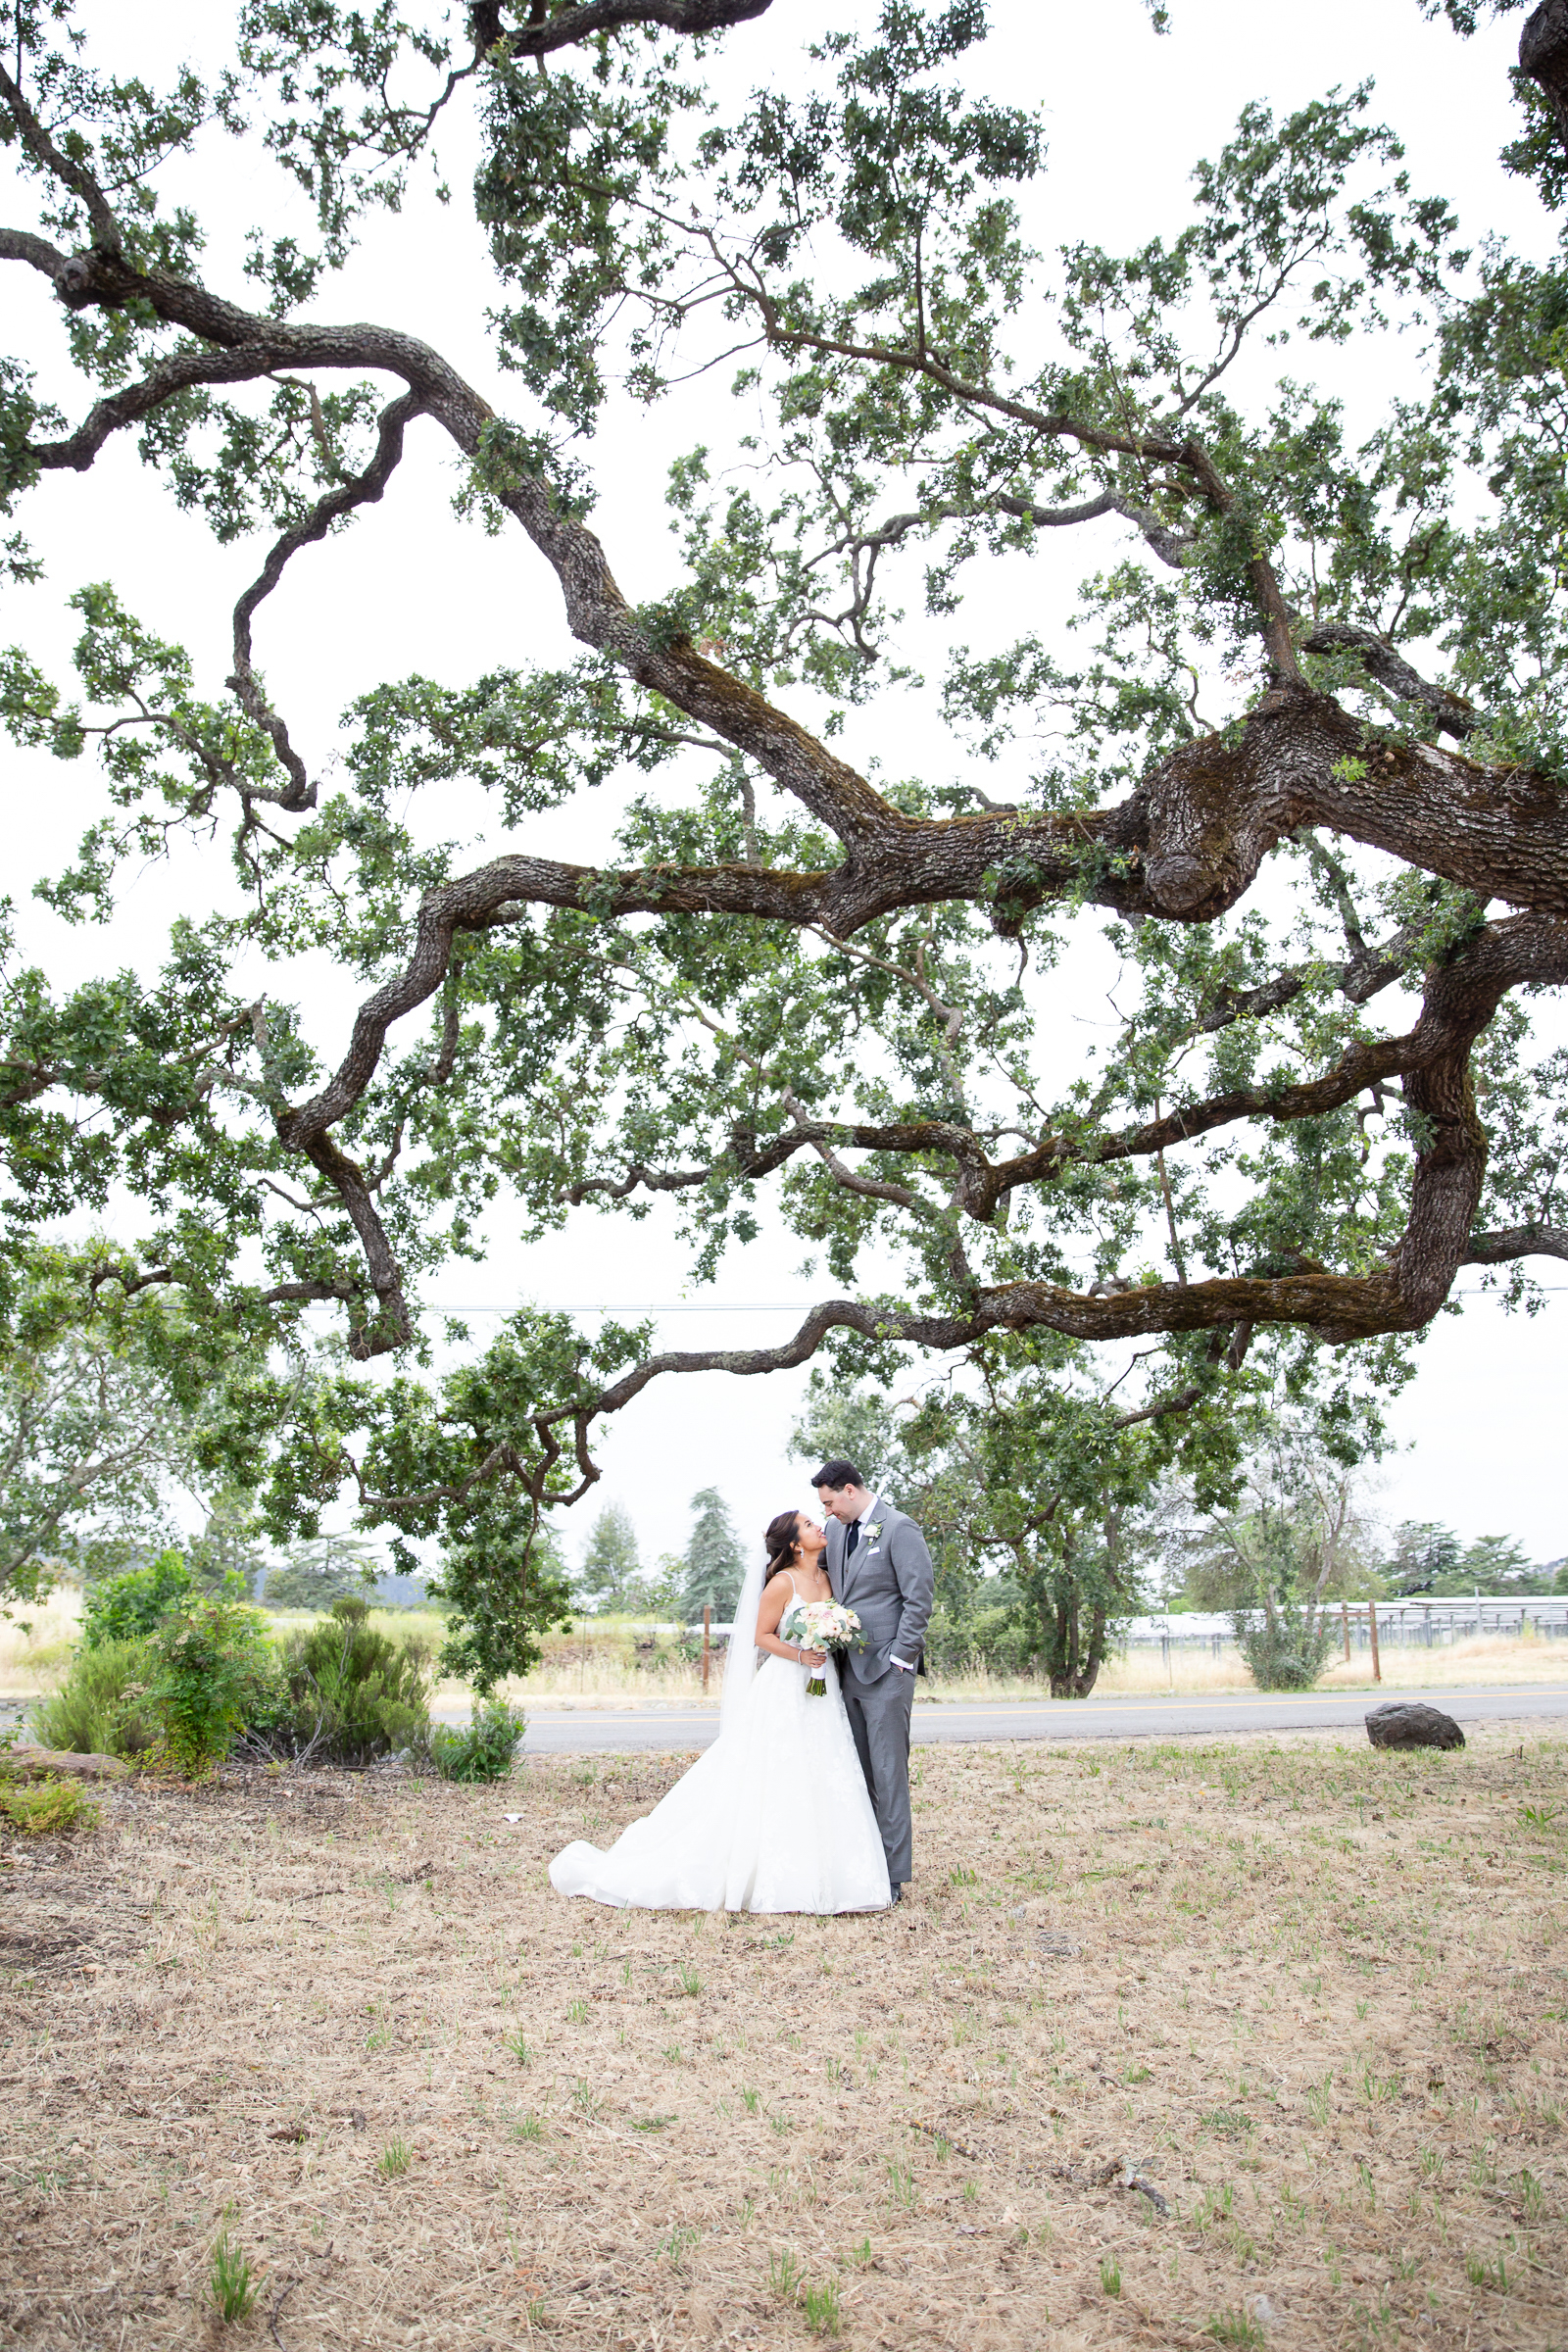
[[2, 1726, 1565, 2351]]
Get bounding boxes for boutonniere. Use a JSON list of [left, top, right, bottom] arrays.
[[865, 1522, 883, 1540]]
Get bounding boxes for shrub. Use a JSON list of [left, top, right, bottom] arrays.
[[80, 1550, 195, 1649], [1233, 1599, 1337, 1690], [146, 1594, 276, 1776], [0, 1773, 100, 1836], [252, 1594, 430, 1766], [427, 1694, 524, 1783], [922, 1601, 1038, 1679], [31, 1638, 161, 1760]]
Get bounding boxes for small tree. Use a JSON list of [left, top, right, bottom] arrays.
[[429, 1499, 571, 1692], [0, 1248, 269, 1610], [263, 1533, 383, 1610], [634, 1553, 688, 1620], [1386, 1522, 1464, 1596], [1458, 1534, 1543, 1594], [187, 1487, 270, 1596], [678, 1488, 745, 1619], [1181, 1428, 1380, 1690], [145, 1593, 275, 1777], [575, 1501, 642, 1618]]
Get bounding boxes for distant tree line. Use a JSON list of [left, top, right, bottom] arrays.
[[571, 1489, 747, 1623], [785, 1363, 1564, 1698]]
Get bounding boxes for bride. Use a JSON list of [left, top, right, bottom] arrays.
[[548, 1507, 893, 1914]]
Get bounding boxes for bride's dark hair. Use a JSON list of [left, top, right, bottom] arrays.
[[762, 1510, 801, 1582]]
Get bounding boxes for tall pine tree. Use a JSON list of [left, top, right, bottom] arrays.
[[577, 1502, 641, 1616], [679, 1489, 745, 1620]]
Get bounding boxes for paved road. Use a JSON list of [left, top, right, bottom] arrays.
[[505, 1682, 1568, 1754]]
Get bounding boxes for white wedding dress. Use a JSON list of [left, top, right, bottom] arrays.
[[549, 1571, 892, 1914]]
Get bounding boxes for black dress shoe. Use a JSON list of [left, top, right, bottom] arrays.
[[889, 1884, 904, 1904]]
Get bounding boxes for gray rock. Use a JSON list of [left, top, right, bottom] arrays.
[[4, 1742, 128, 1780], [1365, 1701, 1465, 1751]]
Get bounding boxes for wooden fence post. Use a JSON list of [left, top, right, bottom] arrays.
[[702, 1604, 711, 1692], [1368, 1598, 1381, 1684], [1342, 1600, 1350, 1663]]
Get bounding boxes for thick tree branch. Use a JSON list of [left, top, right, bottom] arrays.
[[1521, 0, 1568, 156], [1462, 1221, 1568, 1264], [1301, 623, 1477, 739], [505, 0, 772, 50], [0, 60, 123, 254]]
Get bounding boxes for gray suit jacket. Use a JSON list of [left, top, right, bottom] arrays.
[[825, 1501, 935, 1686]]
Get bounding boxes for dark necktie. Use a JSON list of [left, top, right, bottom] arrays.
[[844, 1518, 861, 1563]]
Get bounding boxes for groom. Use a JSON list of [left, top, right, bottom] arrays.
[[812, 1459, 934, 1905]]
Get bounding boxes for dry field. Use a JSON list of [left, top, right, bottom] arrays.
[[2, 1727, 1565, 2352]]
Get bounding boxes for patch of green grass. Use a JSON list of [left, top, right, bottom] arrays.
[[509, 2114, 542, 2141], [676, 1959, 702, 1996], [1204, 2313, 1263, 2347], [375, 2138, 410, 2180], [740, 2087, 761, 2115], [1194, 2182, 1234, 2230], [502, 2027, 532, 2067], [885, 2158, 916, 2210], [659, 2224, 700, 2265], [207, 2230, 258, 2324], [566, 1998, 589, 2023], [768, 2249, 802, 2300], [1465, 2249, 1511, 2293], [803, 2278, 842, 2335]]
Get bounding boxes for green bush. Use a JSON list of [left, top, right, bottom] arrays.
[[146, 1594, 276, 1776], [252, 1594, 430, 1766], [31, 1638, 161, 1759], [1233, 1600, 1337, 1690], [80, 1550, 195, 1649], [0, 1773, 101, 1836], [427, 1695, 524, 1783], [922, 1602, 1039, 1679]]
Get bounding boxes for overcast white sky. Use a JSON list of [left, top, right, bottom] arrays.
[[5, 0, 1564, 1572]]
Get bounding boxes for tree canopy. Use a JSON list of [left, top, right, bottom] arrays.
[[3, 0, 1567, 1671]]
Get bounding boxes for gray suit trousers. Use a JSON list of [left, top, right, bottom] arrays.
[[840, 1662, 915, 1887]]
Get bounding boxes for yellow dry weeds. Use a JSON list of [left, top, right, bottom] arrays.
[[1, 1724, 1564, 2350]]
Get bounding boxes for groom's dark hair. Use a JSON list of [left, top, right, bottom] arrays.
[[811, 1459, 866, 1492]]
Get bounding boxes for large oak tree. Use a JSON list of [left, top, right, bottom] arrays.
[[2, 0, 1565, 1674]]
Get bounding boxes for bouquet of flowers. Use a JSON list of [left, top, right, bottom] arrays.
[[780, 1598, 863, 1696]]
